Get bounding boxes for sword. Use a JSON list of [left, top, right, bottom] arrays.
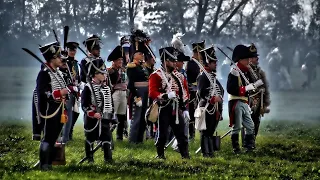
[[164, 137, 176, 149], [22, 48, 71, 93], [78, 141, 102, 164], [78, 124, 117, 164]]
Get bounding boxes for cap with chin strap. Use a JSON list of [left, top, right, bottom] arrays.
[[159, 47, 179, 62]]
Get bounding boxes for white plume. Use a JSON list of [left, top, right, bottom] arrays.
[[171, 33, 185, 53]]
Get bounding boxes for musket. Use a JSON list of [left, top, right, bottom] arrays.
[[226, 46, 234, 52], [216, 47, 250, 85]]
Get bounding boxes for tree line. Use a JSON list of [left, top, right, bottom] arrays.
[[0, 0, 319, 66]]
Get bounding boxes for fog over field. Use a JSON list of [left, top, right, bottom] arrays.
[[0, 65, 319, 123]]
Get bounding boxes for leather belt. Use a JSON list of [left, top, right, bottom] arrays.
[[228, 95, 248, 101], [134, 82, 149, 87]]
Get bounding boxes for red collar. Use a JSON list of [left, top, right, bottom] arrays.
[[237, 62, 249, 72]]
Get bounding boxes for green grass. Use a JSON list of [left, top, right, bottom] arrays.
[[1, 120, 320, 179]]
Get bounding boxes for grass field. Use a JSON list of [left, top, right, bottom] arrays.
[[0, 66, 320, 179], [1, 120, 320, 179]]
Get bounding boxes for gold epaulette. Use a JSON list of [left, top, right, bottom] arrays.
[[192, 82, 197, 86], [126, 62, 136, 68]]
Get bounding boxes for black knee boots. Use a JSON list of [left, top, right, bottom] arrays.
[[156, 145, 166, 159], [201, 135, 214, 158], [39, 142, 52, 170], [201, 135, 210, 157], [231, 134, 241, 154], [102, 142, 113, 162], [244, 134, 255, 152], [207, 136, 214, 157], [85, 141, 94, 163], [116, 114, 126, 140], [178, 143, 190, 159]]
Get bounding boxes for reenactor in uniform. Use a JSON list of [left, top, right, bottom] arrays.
[[120, 35, 131, 138], [227, 45, 264, 154], [169, 33, 190, 151], [60, 42, 81, 143], [127, 30, 149, 143], [247, 43, 271, 138], [197, 46, 224, 157], [80, 35, 106, 84], [127, 29, 150, 144], [107, 45, 128, 141], [186, 40, 205, 141], [81, 59, 114, 163], [35, 42, 72, 170], [149, 47, 190, 159]]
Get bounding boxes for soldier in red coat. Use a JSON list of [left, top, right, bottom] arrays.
[[149, 47, 190, 159]]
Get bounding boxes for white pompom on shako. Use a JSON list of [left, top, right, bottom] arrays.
[[171, 33, 186, 53]]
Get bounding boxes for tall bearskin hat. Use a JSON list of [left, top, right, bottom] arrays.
[[192, 40, 205, 53], [108, 45, 123, 62], [159, 47, 179, 62], [129, 29, 156, 60], [83, 35, 102, 52], [199, 45, 218, 65], [39, 41, 62, 62]]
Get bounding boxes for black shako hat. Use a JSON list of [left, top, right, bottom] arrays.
[[199, 45, 218, 65], [192, 40, 205, 53], [159, 47, 179, 62], [39, 41, 62, 62], [83, 35, 102, 52]]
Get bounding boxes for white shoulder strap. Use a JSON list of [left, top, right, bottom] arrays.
[[159, 68, 171, 91]]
